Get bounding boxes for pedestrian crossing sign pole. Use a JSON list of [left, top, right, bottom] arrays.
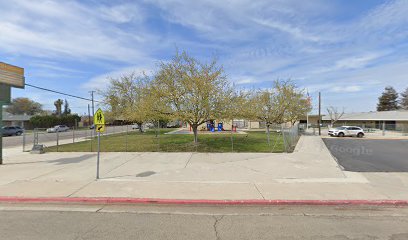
[[93, 108, 105, 179]]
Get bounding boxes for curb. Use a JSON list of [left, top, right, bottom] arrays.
[[0, 197, 407, 206]]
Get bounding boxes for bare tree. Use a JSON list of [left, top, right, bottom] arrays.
[[326, 106, 345, 127]]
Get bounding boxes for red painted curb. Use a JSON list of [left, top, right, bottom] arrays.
[[0, 197, 407, 206]]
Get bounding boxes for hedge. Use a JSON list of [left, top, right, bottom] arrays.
[[30, 114, 81, 129]]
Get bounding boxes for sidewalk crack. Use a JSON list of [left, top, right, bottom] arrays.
[[253, 183, 265, 200], [184, 153, 194, 168], [103, 153, 141, 176], [66, 181, 94, 197], [213, 215, 224, 240], [29, 166, 68, 181]]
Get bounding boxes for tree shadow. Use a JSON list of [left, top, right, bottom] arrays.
[[46, 154, 95, 165]]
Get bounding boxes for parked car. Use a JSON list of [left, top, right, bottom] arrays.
[[328, 126, 364, 138], [46, 125, 70, 133], [131, 124, 140, 130], [1, 126, 24, 136], [89, 124, 95, 129]]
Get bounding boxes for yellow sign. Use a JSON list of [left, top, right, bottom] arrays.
[[95, 124, 105, 133], [94, 108, 105, 125], [0, 62, 25, 88]]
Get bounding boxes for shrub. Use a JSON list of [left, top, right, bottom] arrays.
[[30, 114, 81, 128]]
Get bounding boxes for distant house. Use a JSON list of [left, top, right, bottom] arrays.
[[2, 112, 33, 129]]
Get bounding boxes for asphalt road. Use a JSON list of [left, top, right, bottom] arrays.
[[1, 203, 407, 240], [323, 138, 408, 172], [2, 126, 130, 149]]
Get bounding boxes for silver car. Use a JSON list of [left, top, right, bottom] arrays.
[[328, 126, 365, 138], [47, 125, 70, 133]]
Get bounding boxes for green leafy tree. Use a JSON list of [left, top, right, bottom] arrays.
[[5, 97, 43, 115], [246, 80, 309, 145], [400, 87, 408, 110], [63, 99, 71, 115], [100, 72, 153, 132], [377, 86, 399, 111], [54, 99, 64, 116]]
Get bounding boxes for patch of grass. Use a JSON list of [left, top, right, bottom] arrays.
[[47, 129, 285, 153]]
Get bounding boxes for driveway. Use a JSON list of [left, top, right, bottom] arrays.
[[323, 138, 408, 172]]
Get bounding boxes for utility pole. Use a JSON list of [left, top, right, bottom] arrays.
[[318, 92, 321, 136], [90, 91, 95, 118], [88, 104, 91, 126]]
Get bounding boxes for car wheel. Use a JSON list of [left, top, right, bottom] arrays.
[[338, 132, 345, 137], [16, 132, 22, 136], [357, 132, 364, 138]]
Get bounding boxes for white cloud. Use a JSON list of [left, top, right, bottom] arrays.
[[330, 85, 362, 93], [98, 4, 144, 23], [82, 65, 155, 91], [0, 0, 151, 62], [252, 18, 321, 42]]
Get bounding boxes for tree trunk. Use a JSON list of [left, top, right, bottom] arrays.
[[192, 124, 198, 143], [231, 119, 234, 152], [138, 122, 143, 133], [266, 124, 271, 146]]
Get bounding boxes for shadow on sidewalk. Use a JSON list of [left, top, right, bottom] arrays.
[[47, 154, 95, 165]]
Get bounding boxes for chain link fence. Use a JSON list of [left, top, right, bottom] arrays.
[[281, 123, 300, 152], [38, 123, 301, 153], [25, 125, 133, 152]]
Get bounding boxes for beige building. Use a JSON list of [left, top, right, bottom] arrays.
[[321, 110, 408, 131], [2, 112, 32, 129]]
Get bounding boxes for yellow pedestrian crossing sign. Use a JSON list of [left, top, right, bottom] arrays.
[[96, 124, 105, 133], [94, 108, 105, 125]]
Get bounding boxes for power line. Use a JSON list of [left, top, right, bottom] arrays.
[[25, 83, 104, 103]]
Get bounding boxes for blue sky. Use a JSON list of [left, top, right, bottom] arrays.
[[1, 0, 408, 115]]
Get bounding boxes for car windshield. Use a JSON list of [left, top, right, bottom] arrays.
[[335, 127, 346, 130]]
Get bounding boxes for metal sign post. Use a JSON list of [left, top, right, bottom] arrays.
[[94, 108, 105, 179], [0, 102, 3, 164], [0, 62, 25, 164], [97, 131, 101, 179]]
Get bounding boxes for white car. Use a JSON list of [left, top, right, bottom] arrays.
[[328, 126, 364, 138], [47, 125, 70, 133]]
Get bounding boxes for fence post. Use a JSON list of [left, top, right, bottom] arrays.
[[73, 126, 75, 143], [56, 131, 59, 152], [281, 126, 288, 153], [33, 128, 36, 146], [125, 124, 128, 152], [157, 120, 160, 152], [23, 130, 26, 152], [90, 129, 93, 152], [231, 120, 234, 152]]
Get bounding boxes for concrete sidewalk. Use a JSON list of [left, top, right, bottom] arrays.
[[0, 135, 407, 202]]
